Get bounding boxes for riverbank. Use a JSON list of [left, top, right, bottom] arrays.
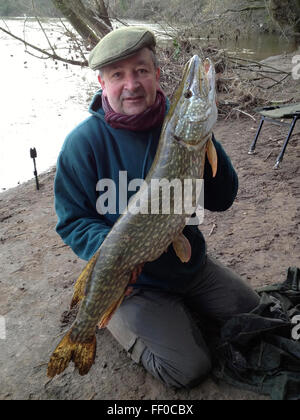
[[1, 108, 299, 399], [1, 17, 299, 192]]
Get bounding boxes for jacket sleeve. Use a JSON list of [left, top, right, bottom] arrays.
[[203, 134, 238, 211], [54, 130, 111, 261]]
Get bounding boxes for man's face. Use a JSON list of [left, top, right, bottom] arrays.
[[98, 47, 160, 116]]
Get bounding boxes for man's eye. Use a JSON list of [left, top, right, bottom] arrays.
[[138, 68, 147, 74], [112, 72, 121, 79]]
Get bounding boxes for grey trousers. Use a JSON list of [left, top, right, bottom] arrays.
[[107, 255, 260, 389]]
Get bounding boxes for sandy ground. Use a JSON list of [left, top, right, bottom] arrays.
[[1, 54, 300, 400]]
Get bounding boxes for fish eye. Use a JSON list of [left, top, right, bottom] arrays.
[[184, 90, 192, 99]]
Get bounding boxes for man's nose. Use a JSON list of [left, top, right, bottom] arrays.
[[123, 74, 140, 91]]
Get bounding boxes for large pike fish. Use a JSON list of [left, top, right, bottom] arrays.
[[47, 55, 218, 378]]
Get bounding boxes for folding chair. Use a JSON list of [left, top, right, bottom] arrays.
[[248, 102, 300, 168]]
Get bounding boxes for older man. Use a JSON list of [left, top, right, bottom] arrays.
[[54, 26, 259, 388]]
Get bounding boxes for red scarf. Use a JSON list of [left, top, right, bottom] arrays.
[[102, 90, 166, 131]]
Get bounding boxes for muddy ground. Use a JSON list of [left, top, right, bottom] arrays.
[[0, 56, 299, 400]]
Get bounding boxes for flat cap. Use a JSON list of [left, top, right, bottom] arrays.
[[88, 26, 156, 70]]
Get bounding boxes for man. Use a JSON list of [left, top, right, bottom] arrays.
[[54, 26, 259, 389]]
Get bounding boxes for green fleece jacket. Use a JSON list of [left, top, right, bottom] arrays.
[[54, 90, 238, 291]]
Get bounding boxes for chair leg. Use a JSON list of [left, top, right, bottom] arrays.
[[248, 117, 265, 154], [273, 116, 298, 169]]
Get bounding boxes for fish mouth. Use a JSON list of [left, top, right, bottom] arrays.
[[184, 55, 207, 98], [166, 55, 217, 148], [184, 55, 199, 85]]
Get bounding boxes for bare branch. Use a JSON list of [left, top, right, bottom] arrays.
[[59, 18, 87, 62], [222, 6, 266, 14], [264, 74, 290, 89], [227, 56, 290, 75], [0, 25, 88, 67], [24, 50, 51, 60], [32, 0, 56, 55], [1, 18, 10, 31], [232, 108, 256, 120]]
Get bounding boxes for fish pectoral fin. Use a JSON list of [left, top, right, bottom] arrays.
[[97, 294, 125, 329], [70, 249, 100, 309], [172, 233, 192, 263], [206, 137, 218, 178], [47, 329, 96, 378]]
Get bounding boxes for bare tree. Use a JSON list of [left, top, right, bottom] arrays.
[[221, 0, 300, 33], [269, 0, 300, 32], [0, 0, 116, 68], [51, 0, 112, 47], [0, 0, 299, 73]]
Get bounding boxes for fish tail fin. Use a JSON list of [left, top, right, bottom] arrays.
[[70, 250, 100, 309], [206, 137, 218, 177], [72, 335, 97, 376], [47, 330, 96, 378], [47, 330, 75, 378]]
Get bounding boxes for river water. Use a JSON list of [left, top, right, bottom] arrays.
[[126, 19, 298, 61], [0, 19, 98, 192], [0, 18, 298, 191]]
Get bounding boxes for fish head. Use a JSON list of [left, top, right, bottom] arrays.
[[167, 55, 218, 147]]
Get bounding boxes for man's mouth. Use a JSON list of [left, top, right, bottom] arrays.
[[123, 96, 144, 103]]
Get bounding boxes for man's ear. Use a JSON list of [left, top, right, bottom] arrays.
[[155, 67, 161, 88], [98, 74, 107, 95], [156, 67, 160, 82], [98, 74, 103, 87]]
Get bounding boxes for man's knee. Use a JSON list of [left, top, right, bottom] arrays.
[[141, 348, 212, 389]]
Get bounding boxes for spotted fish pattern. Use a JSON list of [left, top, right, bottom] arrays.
[[47, 55, 218, 377]]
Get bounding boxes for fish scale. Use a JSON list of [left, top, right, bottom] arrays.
[[47, 55, 218, 378]]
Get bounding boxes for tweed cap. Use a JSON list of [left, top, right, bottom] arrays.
[[88, 26, 156, 70]]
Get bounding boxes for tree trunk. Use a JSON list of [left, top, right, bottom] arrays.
[[94, 0, 113, 31], [68, 0, 111, 37], [51, 0, 113, 47]]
